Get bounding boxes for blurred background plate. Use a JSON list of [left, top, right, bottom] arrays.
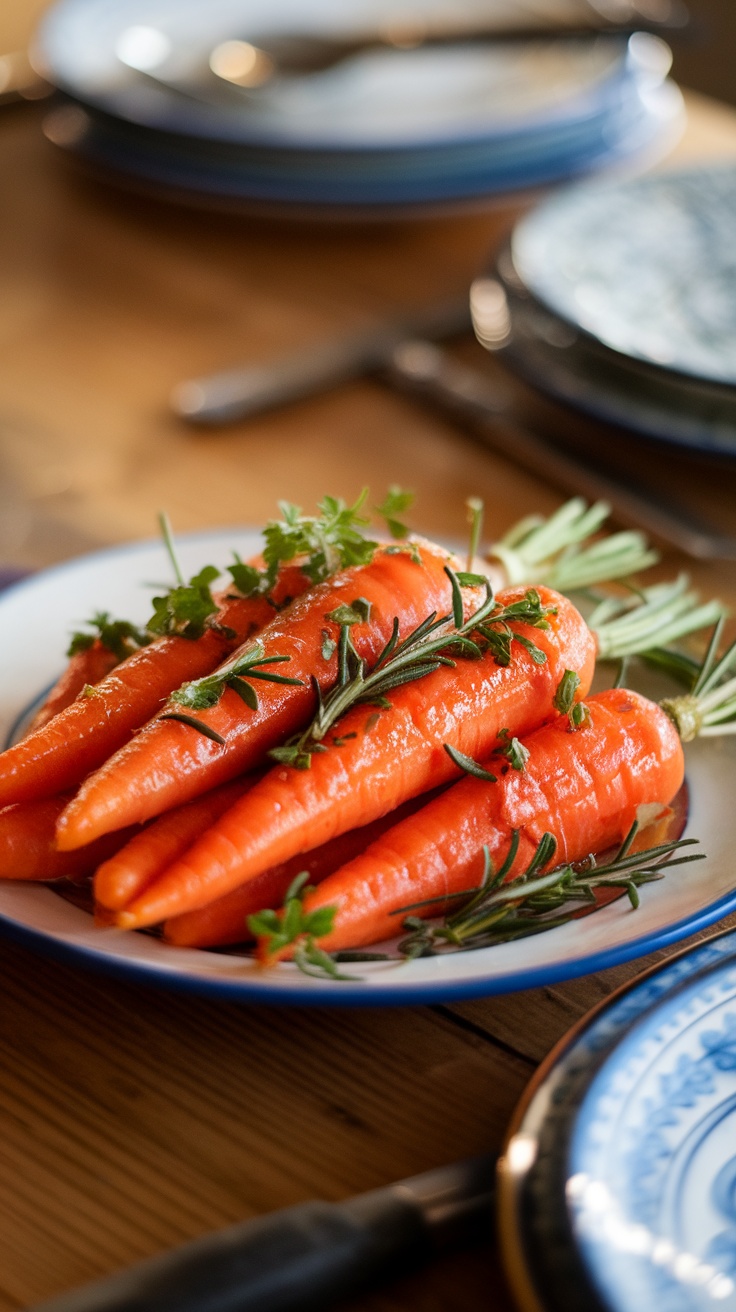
[[510, 163, 736, 388], [488, 249, 736, 457], [35, 0, 685, 214]]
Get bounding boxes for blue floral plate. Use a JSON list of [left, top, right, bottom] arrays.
[[500, 926, 736, 1311]]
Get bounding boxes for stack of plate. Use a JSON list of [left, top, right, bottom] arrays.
[[476, 163, 736, 456], [34, 0, 685, 219]]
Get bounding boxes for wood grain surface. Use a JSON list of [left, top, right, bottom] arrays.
[[2, 4, 736, 1308]]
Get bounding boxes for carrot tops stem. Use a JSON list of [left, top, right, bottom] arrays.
[[487, 497, 659, 591], [590, 575, 726, 661], [660, 618, 736, 740]]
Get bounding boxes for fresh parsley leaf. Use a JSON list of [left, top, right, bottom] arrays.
[[67, 611, 150, 661], [147, 564, 221, 640], [228, 555, 264, 598], [375, 486, 414, 540]]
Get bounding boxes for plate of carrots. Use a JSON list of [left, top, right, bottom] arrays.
[[0, 494, 734, 1005]]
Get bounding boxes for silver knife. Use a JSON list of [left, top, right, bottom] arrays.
[[384, 340, 736, 563], [171, 312, 736, 561], [171, 298, 472, 424]]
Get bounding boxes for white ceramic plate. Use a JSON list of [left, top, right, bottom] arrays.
[[37, 0, 638, 149], [0, 531, 733, 1006]]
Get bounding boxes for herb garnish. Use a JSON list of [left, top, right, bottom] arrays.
[[268, 570, 554, 771], [252, 822, 702, 980], [394, 823, 702, 960], [553, 670, 589, 730], [496, 728, 530, 771], [248, 872, 353, 979], [223, 487, 415, 603], [170, 640, 303, 714], [374, 486, 414, 540], [67, 612, 150, 661]]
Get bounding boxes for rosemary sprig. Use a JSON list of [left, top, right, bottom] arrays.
[[395, 823, 703, 959], [268, 570, 555, 770], [487, 498, 658, 591], [170, 640, 303, 713]]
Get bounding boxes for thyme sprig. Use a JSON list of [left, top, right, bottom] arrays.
[[395, 824, 703, 960], [487, 498, 658, 591], [170, 640, 303, 713], [268, 570, 554, 771]]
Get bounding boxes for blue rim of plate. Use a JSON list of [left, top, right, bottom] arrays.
[[0, 530, 733, 1007], [498, 924, 736, 1312], [43, 79, 682, 209]]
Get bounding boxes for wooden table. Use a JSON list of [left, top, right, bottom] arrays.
[[2, 5, 736, 1304]]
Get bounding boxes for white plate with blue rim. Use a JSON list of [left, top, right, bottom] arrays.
[[0, 529, 734, 1006], [500, 924, 736, 1312], [35, 0, 684, 211]]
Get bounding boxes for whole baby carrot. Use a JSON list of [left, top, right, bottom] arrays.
[[162, 790, 442, 947], [57, 540, 463, 851], [93, 775, 260, 911], [0, 563, 308, 810], [261, 687, 685, 955], [0, 796, 135, 881], [24, 640, 121, 736], [114, 585, 595, 929]]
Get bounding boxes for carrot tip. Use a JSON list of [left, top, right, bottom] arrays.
[[113, 911, 137, 930]]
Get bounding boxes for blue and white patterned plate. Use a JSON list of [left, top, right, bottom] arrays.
[[500, 927, 736, 1311], [510, 165, 736, 391], [0, 531, 735, 1006]]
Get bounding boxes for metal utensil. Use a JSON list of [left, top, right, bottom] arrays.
[[208, 1, 689, 87], [172, 298, 472, 424], [30, 1156, 494, 1312], [171, 304, 736, 562], [384, 340, 736, 562]]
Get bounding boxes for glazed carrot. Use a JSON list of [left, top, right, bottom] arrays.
[[24, 640, 121, 736], [115, 585, 595, 929], [94, 776, 259, 911], [275, 687, 685, 953], [57, 540, 462, 851], [163, 790, 442, 947], [0, 562, 309, 810], [0, 796, 135, 881]]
